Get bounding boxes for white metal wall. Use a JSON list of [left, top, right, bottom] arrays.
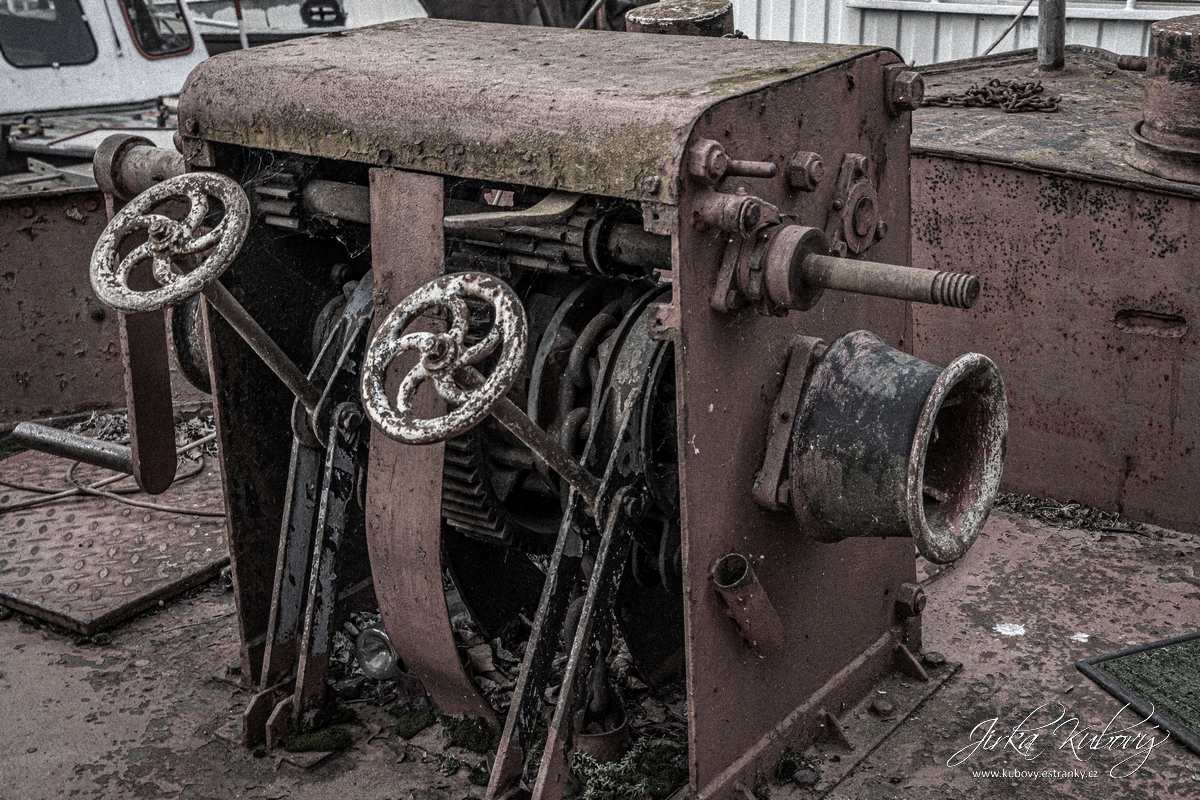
[[733, 0, 1200, 63]]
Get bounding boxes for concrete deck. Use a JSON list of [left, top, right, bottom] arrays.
[[0, 507, 1196, 799]]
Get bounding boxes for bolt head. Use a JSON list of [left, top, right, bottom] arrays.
[[787, 151, 824, 191], [183, 117, 199, 134], [895, 582, 927, 617], [688, 139, 729, 185], [340, 408, 364, 432], [890, 70, 925, 113]]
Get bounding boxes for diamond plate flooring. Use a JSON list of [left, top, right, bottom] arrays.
[[0, 449, 228, 634]]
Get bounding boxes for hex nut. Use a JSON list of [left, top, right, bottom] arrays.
[[890, 70, 925, 113], [895, 582, 927, 617], [787, 151, 824, 191], [689, 139, 729, 185]]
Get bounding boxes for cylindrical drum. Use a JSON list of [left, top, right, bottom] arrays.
[[789, 330, 1007, 564], [1144, 15, 1200, 147], [1128, 15, 1200, 183], [626, 0, 734, 37]]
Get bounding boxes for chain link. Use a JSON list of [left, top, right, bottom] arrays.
[[921, 78, 1060, 113]]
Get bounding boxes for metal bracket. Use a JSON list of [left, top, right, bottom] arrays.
[[824, 153, 885, 257], [751, 335, 825, 511], [443, 191, 582, 230]]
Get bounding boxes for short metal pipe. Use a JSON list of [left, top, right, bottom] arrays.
[[801, 254, 981, 309], [12, 422, 134, 475], [490, 395, 600, 510], [605, 223, 671, 272], [201, 280, 324, 417], [1038, 0, 1066, 70], [710, 553, 784, 654], [302, 179, 371, 225], [93, 135, 186, 201]]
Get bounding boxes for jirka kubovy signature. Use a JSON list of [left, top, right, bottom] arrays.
[[947, 701, 1170, 777]]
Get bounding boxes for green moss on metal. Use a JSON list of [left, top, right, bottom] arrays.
[[207, 108, 680, 202], [284, 726, 353, 752], [439, 714, 498, 754], [0, 435, 25, 461]]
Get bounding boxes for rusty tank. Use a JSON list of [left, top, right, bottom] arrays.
[[911, 17, 1200, 534]]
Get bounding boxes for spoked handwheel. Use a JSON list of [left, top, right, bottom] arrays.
[[90, 172, 251, 313], [361, 272, 529, 445], [363, 271, 602, 506]]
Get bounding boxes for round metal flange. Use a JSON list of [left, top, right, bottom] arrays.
[[93, 134, 155, 200], [905, 352, 1008, 563], [90, 172, 251, 313], [763, 224, 829, 311], [361, 272, 528, 445], [1126, 120, 1200, 185]]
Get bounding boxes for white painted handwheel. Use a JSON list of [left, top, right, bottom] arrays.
[[90, 172, 250, 313], [362, 272, 528, 445]]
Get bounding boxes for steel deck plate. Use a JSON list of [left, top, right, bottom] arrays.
[[0, 449, 228, 634]]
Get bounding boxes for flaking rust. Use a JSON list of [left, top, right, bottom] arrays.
[[912, 41, 1200, 533]]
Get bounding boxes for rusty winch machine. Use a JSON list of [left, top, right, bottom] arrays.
[[84, 18, 1007, 800]]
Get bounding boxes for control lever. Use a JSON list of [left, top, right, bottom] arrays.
[[89, 173, 323, 424], [361, 271, 602, 509], [12, 422, 135, 476]]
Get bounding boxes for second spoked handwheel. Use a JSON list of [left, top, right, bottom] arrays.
[[361, 272, 529, 445]]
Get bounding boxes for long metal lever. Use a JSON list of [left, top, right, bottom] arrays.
[[490, 395, 601, 509], [201, 280, 324, 418]]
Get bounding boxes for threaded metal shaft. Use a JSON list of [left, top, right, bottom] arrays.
[[930, 270, 981, 308]]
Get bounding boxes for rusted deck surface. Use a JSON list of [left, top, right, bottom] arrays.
[[0, 450, 228, 635], [0, 507, 1196, 798], [913, 47, 1200, 199]]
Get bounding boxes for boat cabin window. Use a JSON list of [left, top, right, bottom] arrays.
[[118, 0, 193, 58], [0, 0, 98, 68]]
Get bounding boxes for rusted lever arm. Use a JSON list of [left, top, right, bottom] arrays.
[[13, 422, 134, 475], [489, 395, 601, 510], [200, 281, 324, 418]]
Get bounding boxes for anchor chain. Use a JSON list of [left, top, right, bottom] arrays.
[[922, 78, 1059, 113]]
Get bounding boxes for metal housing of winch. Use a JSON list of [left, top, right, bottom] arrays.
[[81, 16, 1008, 800]]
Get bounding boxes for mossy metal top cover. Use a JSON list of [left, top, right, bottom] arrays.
[[178, 18, 876, 203]]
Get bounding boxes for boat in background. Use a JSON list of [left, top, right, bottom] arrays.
[[186, 0, 427, 54], [1, 0, 208, 178], [0, 0, 211, 427]]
